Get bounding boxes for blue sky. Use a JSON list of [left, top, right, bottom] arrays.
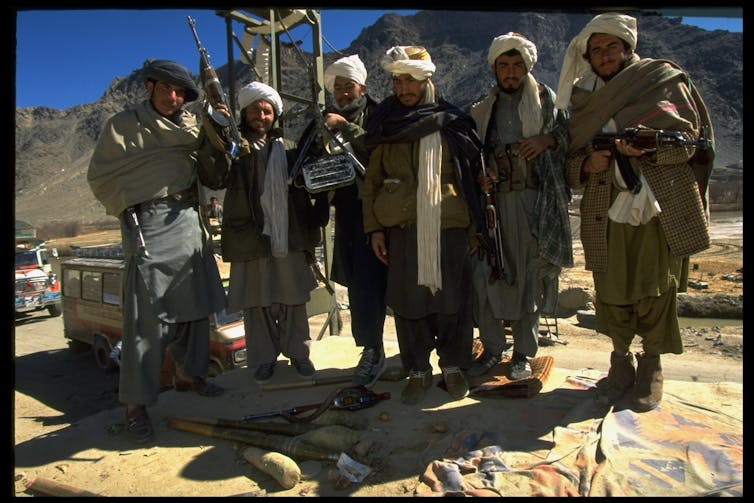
[[15, 8, 742, 110]]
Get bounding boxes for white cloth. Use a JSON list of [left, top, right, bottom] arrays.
[[238, 81, 283, 117], [555, 12, 638, 109], [415, 81, 443, 294], [380, 46, 435, 80], [324, 54, 367, 93], [608, 172, 661, 225], [260, 138, 289, 257], [487, 32, 538, 70], [486, 34, 544, 138]]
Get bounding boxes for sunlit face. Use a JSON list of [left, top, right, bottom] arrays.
[[147, 80, 187, 117], [586, 33, 631, 81], [243, 99, 276, 139], [392, 74, 428, 107], [332, 76, 365, 108], [493, 53, 528, 94]]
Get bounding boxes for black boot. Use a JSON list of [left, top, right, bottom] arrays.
[[595, 351, 636, 405], [632, 352, 663, 412]]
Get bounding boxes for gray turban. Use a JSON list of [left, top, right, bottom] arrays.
[[142, 59, 199, 102]]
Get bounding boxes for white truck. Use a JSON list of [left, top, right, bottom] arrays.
[[14, 244, 62, 317]]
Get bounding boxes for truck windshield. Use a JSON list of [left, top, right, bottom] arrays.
[[215, 308, 243, 326], [15, 251, 39, 267]]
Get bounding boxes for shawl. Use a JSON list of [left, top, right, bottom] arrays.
[[87, 100, 201, 216]]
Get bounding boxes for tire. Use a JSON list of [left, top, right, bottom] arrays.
[[47, 303, 63, 317], [93, 336, 117, 373]]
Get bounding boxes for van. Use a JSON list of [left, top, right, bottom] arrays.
[[60, 257, 246, 387]]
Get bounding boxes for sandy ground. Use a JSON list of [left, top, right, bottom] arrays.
[[15, 212, 742, 496]]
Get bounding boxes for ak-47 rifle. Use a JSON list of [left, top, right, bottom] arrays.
[[187, 16, 248, 160], [479, 150, 507, 284], [592, 125, 712, 194], [241, 385, 390, 423]]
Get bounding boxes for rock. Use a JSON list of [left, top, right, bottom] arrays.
[[677, 294, 743, 319], [558, 287, 593, 311]]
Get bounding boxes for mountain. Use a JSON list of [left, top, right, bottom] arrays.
[[14, 10, 742, 228]]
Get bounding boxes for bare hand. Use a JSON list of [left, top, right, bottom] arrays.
[[211, 102, 231, 119], [614, 138, 645, 157], [584, 150, 611, 174], [324, 113, 347, 131], [370, 231, 389, 266], [518, 134, 555, 161], [477, 168, 496, 193]]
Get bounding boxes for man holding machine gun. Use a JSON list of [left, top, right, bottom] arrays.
[[206, 81, 328, 385], [556, 13, 715, 412], [468, 33, 572, 380], [88, 59, 231, 444], [297, 54, 396, 387]]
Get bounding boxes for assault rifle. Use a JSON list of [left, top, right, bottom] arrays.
[[479, 151, 508, 284], [592, 126, 712, 195], [241, 385, 390, 422], [187, 16, 247, 160]]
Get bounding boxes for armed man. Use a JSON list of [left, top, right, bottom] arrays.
[[556, 13, 715, 412]]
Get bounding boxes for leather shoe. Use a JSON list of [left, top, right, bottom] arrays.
[[174, 375, 224, 397]]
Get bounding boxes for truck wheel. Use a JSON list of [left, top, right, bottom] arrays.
[[93, 336, 117, 372], [47, 304, 63, 317]]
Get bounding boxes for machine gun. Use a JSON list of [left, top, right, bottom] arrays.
[[479, 151, 508, 284], [187, 16, 248, 160], [592, 126, 712, 195]]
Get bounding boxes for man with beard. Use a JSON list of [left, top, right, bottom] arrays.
[[203, 81, 328, 385], [297, 55, 394, 387], [556, 13, 714, 411], [88, 59, 229, 444], [467, 32, 572, 380], [362, 46, 486, 405]]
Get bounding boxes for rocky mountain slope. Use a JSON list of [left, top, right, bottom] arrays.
[[15, 9, 742, 227]]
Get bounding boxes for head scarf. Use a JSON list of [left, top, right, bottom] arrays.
[[487, 32, 538, 71], [380, 45, 443, 292], [238, 81, 283, 118], [324, 54, 367, 93], [380, 45, 435, 80], [555, 12, 638, 109], [487, 33, 544, 137], [142, 59, 199, 102]]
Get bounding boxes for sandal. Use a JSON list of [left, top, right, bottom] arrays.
[[125, 406, 155, 444], [174, 375, 225, 397]]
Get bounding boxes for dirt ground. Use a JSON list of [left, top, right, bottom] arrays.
[[14, 214, 742, 496]]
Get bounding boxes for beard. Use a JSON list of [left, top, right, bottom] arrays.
[[331, 95, 367, 120]]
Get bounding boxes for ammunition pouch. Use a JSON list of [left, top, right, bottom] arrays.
[[489, 143, 538, 192]]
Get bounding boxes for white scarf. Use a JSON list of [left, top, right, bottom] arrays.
[[260, 137, 289, 257], [416, 81, 443, 294]]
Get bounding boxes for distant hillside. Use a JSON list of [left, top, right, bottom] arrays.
[[15, 10, 742, 227]]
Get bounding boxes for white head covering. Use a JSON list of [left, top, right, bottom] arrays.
[[555, 12, 638, 109], [487, 32, 538, 71], [487, 33, 544, 138], [380, 45, 435, 80], [237, 81, 283, 117], [324, 54, 367, 93]]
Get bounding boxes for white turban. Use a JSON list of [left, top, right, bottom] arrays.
[[555, 12, 638, 109], [380, 46, 435, 80], [324, 54, 367, 93], [237, 81, 283, 117], [487, 32, 538, 71]]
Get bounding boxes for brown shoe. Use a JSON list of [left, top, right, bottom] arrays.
[[442, 366, 469, 400], [595, 351, 636, 405], [401, 369, 433, 405], [632, 353, 663, 412]]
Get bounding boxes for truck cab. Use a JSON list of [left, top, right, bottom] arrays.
[[60, 255, 246, 387], [15, 244, 62, 317]]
